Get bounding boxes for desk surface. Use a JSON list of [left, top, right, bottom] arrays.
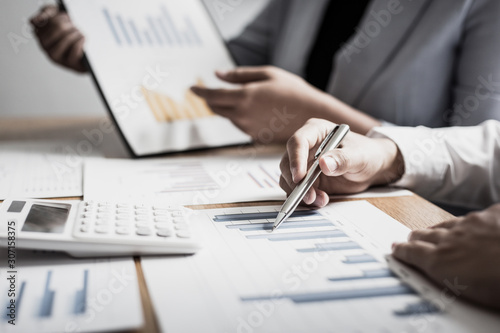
[[0, 117, 455, 333]]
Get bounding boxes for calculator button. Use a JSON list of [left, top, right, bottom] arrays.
[[116, 227, 131, 235], [176, 231, 191, 238], [135, 216, 148, 221], [98, 202, 111, 207], [171, 211, 186, 217], [95, 220, 110, 226], [84, 207, 93, 212], [80, 226, 89, 233], [135, 222, 150, 228], [155, 223, 171, 230], [116, 214, 131, 220], [80, 219, 90, 225], [116, 209, 132, 214], [154, 211, 170, 217], [95, 226, 109, 234], [157, 229, 173, 238], [115, 221, 131, 227], [116, 203, 131, 208], [154, 216, 171, 223], [97, 214, 110, 219], [173, 217, 186, 224], [135, 209, 149, 216], [136, 227, 152, 236], [98, 208, 111, 213], [135, 204, 150, 209], [174, 224, 189, 231]]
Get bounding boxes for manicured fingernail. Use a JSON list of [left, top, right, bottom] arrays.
[[323, 156, 337, 173]]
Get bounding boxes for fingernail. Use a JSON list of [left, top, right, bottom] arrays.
[[391, 242, 397, 250], [323, 156, 337, 173], [291, 167, 298, 183], [216, 69, 228, 77]]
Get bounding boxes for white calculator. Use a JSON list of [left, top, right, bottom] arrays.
[[0, 198, 201, 257]]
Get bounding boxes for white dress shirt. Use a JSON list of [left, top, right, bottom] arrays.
[[368, 121, 500, 209]]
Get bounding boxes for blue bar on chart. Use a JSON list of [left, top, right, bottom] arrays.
[[226, 220, 334, 231], [329, 268, 395, 282], [213, 210, 321, 222], [246, 230, 346, 242], [241, 284, 415, 303], [102, 5, 203, 47], [73, 269, 89, 315], [343, 254, 378, 264], [297, 241, 361, 252], [39, 271, 55, 318]]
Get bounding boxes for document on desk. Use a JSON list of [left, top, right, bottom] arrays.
[[84, 156, 286, 205], [141, 201, 500, 332], [0, 251, 143, 332], [0, 141, 94, 200]]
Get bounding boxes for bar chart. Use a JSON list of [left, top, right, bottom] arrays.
[[102, 5, 202, 47], [141, 79, 214, 122], [142, 201, 453, 332]]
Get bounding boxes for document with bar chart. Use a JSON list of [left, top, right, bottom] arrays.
[[0, 251, 142, 332], [83, 155, 285, 205], [63, 0, 250, 156], [141, 201, 498, 332]]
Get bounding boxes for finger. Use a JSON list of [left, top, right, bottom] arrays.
[[319, 148, 365, 177], [48, 29, 83, 63], [190, 86, 244, 107], [392, 241, 436, 270], [311, 189, 329, 207], [430, 217, 463, 229], [408, 228, 448, 244], [279, 176, 293, 196], [279, 153, 295, 189], [67, 36, 86, 72], [302, 187, 316, 205], [31, 5, 58, 27], [39, 17, 75, 49], [209, 106, 236, 119], [216, 67, 272, 84]]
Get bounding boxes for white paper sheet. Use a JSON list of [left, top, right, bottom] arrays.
[[0, 141, 95, 200], [0, 251, 143, 332], [84, 156, 285, 205], [141, 201, 500, 332]]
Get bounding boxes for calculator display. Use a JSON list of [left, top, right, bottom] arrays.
[[22, 204, 71, 233]]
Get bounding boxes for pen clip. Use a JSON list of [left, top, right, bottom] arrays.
[[314, 126, 338, 159]]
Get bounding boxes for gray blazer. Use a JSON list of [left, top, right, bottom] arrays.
[[228, 0, 500, 127]]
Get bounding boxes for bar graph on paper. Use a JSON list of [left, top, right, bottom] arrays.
[[141, 201, 447, 332], [102, 5, 202, 47]]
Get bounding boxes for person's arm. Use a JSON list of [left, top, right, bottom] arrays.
[[446, 0, 500, 126], [226, 0, 285, 66], [369, 120, 500, 209]]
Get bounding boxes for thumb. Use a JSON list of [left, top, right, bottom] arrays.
[[216, 67, 271, 84], [319, 150, 361, 177]]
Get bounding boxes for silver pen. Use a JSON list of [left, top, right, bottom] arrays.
[[272, 124, 350, 232]]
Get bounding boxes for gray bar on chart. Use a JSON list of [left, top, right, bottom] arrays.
[[116, 15, 132, 45], [147, 16, 163, 45], [329, 268, 394, 282], [129, 21, 143, 45], [289, 284, 415, 303], [394, 301, 441, 316], [247, 230, 346, 242], [161, 5, 183, 45], [226, 220, 333, 231], [74, 269, 89, 315], [157, 18, 172, 45], [39, 271, 55, 317], [213, 210, 321, 222], [3, 281, 25, 320], [297, 241, 361, 252], [102, 8, 121, 45], [185, 17, 202, 45], [343, 254, 378, 264]]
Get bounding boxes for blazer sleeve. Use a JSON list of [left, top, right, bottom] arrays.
[[368, 121, 500, 209], [448, 0, 500, 126], [226, 0, 285, 66]]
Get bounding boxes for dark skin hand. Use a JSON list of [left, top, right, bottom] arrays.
[[30, 5, 87, 73], [393, 203, 500, 311]]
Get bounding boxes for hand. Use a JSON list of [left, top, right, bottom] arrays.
[[30, 5, 87, 73], [279, 118, 403, 207], [393, 204, 500, 310], [191, 66, 380, 143]]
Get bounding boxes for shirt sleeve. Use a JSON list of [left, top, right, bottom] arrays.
[[367, 121, 500, 209]]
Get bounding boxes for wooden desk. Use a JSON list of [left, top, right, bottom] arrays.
[[0, 117, 455, 333]]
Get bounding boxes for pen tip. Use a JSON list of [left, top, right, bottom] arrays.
[[271, 226, 276, 232]]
